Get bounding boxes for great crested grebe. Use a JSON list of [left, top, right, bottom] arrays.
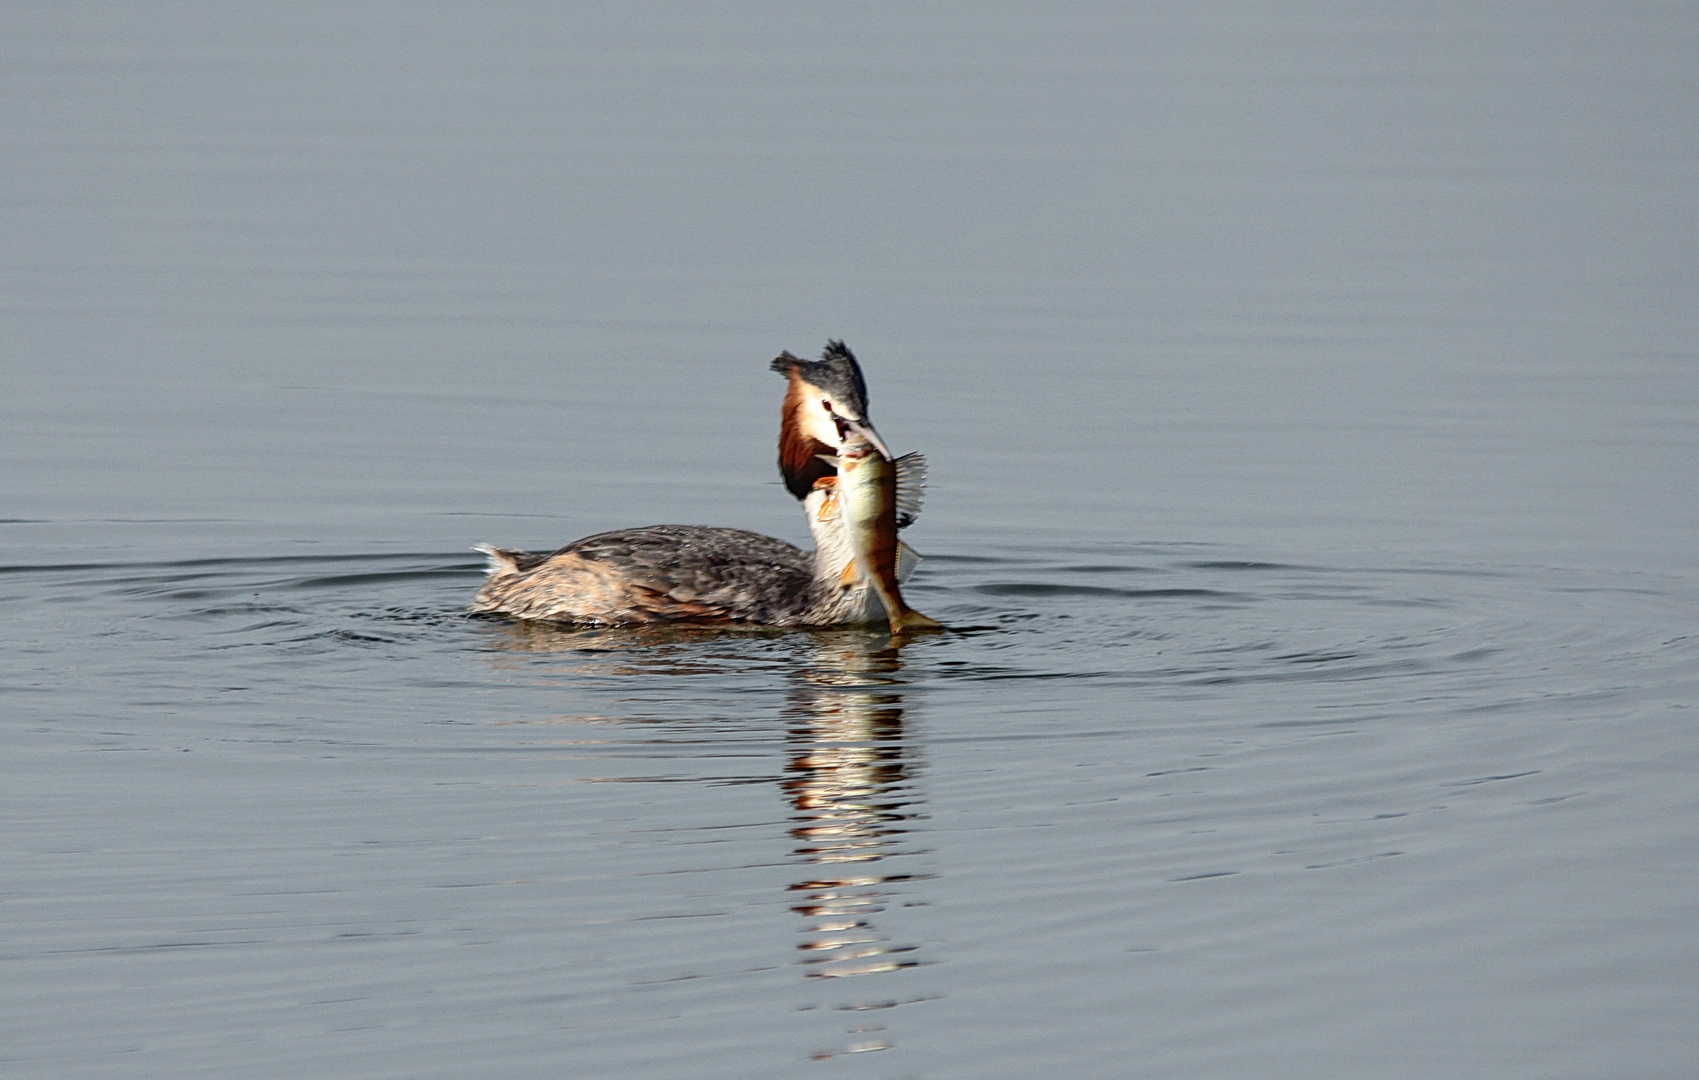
[[469, 342, 929, 629]]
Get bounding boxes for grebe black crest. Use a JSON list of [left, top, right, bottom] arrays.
[[771, 340, 871, 422]]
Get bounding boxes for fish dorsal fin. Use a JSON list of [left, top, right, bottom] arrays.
[[894, 540, 923, 584], [894, 451, 926, 530]]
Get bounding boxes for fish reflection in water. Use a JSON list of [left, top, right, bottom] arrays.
[[472, 621, 936, 1059], [786, 632, 932, 1059], [783, 633, 930, 1035]]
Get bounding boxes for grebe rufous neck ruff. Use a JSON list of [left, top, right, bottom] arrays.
[[469, 342, 939, 632]]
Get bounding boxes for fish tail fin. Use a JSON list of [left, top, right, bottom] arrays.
[[888, 607, 945, 635]]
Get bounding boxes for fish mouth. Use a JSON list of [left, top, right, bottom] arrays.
[[828, 410, 895, 460]]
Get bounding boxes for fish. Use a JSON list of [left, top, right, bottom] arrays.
[[819, 433, 944, 635]]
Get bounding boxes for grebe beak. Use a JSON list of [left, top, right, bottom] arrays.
[[832, 412, 895, 461]]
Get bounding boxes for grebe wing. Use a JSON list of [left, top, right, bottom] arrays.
[[473, 525, 813, 626], [557, 525, 803, 568]]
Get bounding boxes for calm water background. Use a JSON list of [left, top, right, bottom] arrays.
[[4, 4, 1697, 1077]]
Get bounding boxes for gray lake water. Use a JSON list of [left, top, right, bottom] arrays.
[[4, 5, 1697, 1078]]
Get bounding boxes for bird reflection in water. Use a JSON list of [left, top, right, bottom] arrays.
[[472, 619, 934, 1059], [783, 630, 932, 1059]]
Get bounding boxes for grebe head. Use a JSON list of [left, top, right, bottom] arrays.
[[771, 340, 894, 500]]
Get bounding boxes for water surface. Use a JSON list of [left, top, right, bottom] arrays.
[[4, 4, 1697, 1078]]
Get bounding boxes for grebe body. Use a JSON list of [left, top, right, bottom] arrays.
[[469, 485, 906, 627], [468, 341, 927, 629]]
